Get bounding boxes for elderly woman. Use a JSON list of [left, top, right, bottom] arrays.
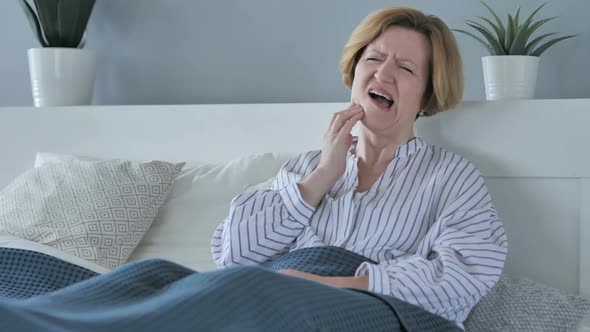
[[212, 6, 507, 327]]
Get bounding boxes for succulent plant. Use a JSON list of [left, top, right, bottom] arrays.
[[453, 1, 576, 56], [19, 0, 96, 48]]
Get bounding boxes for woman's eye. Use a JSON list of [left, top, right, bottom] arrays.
[[401, 66, 414, 74], [366, 57, 380, 62]]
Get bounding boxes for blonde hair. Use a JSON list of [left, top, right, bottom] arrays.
[[340, 7, 463, 116]]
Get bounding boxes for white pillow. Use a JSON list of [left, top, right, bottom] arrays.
[[34, 152, 291, 272], [35, 152, 100, 168]]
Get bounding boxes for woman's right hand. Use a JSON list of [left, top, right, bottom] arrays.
[[317, 104, 365, 183], [297, 104, 364, 207]]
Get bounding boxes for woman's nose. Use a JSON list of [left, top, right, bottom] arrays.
[[374, 63, 395, 84]]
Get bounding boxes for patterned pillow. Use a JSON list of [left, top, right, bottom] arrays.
[[464, 275, 590, 331], [0, 160, 184, 269]]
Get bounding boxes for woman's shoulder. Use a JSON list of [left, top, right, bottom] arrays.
[[280, 150, 322, 174], [421, 141, 483, 176]]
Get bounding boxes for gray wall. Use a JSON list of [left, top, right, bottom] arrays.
[[1, 0, 589, 106]]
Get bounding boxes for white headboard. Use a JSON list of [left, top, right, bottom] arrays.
[[0, 99, 588, 299]]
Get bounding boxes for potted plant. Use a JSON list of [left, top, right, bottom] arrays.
[[19, 0, 96, 107], [454, 1, 576, 100]]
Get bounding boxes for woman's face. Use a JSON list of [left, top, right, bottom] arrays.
[[351, 26, 431, 135]]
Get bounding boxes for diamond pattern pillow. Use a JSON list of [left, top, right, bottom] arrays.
[[0, 160, 184, 269]]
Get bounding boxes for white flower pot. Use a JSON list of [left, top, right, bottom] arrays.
[[482, 55, 539, 100], [27, 48, 97, 107]]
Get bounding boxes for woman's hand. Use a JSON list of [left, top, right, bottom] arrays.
[[317, 104, 364, 182], [298, 105, 364, 207], [278, 269, 325, 283], [278, 269, 369, 290]]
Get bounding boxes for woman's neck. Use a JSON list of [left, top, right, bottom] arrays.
[[355, 126, 415, 168]]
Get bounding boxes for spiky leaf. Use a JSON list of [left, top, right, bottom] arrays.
[[18, 0, 48, 47], [523, 2, 549, 26], [57, 0, 95, 48], [531, 35, 577, 56], [466, 21, 506, 55], [525, 33, 555, 54], [480, 1, 506, 37], [34, 0, 61, 46], [528, 17, 557, 37], [452, 29, 495, 54], [18, 0, 95, 48], [513, 7, 521, 31], [477, 16, 505, 46], [505, 14, 515, 51], [509, 20, 532, 55]]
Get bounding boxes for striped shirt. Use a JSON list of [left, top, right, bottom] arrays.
[[211, 137, 507, 325]]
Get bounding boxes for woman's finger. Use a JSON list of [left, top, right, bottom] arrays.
[[337, 111, 364, 139], [330, 105, 363, 134]]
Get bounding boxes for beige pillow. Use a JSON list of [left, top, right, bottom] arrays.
[[0, 159, 184, 269]]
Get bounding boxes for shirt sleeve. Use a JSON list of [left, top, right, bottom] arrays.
[[355, 164, 508, 324], [211, 151, 321, 268]]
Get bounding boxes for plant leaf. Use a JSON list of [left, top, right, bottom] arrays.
[[466, 22, 506, 55], [525, 32, 555, 54], [57, 0, 96, 48], [477, 16, 505, 47], [78, 32, 87, 48], [34, 0, 61, 47], [528, 17, 557, 37], [452, 29, 495, 55], [508, 2, 553, 55], [531, 35, 577, 56], [505, 14, 515, 52], [522, 2, 549, 28], [513, 7, 521, 30], [18, 0, 48, 47], [509, 20, 531, 55], [480, 1, 506, 37], [466, 19, 497, 39]]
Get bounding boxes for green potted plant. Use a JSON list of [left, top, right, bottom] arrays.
[[19, 0, 96, 107], [454, 1, 576, 100]]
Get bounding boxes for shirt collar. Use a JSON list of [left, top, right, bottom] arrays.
[[394, 137, 426, 158]]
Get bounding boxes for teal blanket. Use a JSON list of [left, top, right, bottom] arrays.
[[0, 246, 459, 331]]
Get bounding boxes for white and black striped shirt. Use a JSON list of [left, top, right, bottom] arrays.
[[211, 137, 507, 325]]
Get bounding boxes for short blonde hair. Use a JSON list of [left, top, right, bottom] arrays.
[[340, 7, 463, 116]]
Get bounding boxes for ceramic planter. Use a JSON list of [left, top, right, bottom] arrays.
[[27, 48, 97, 107], [482, 55, 539, 100]]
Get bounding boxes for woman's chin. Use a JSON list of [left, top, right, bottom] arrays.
[[359, 116, 385, 132]]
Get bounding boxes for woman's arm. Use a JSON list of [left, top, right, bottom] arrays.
[[278, 269, 369, 290], [212, 105, 365, 268], [355, 167, 507, 323], [211, 151, 321, 268]]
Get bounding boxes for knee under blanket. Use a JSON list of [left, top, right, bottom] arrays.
[[0, 246, 460, 332]]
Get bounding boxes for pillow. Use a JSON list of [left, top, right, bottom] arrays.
[[35, 152, 292, 272], [464, 275, 590, 331], [0, 159, 184, 270], [128, 153, 290, 271], [34, 152, 100, 168], [0, 231, 109, 274], [244, 177, 275, 192]]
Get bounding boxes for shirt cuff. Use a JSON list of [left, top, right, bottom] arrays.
[[278, 182, 316, 225], [355, 261, 392, 296]]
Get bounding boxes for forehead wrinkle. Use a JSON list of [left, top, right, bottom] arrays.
[[366, 47, 417, 67]]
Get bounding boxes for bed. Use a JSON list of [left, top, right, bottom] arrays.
[[0, 99, 589, 331]]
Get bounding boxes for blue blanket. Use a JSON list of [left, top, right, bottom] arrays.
[[0, 246, 460, 332]]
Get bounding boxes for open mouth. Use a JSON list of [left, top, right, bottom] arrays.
[[368, 89, 394, 109]]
